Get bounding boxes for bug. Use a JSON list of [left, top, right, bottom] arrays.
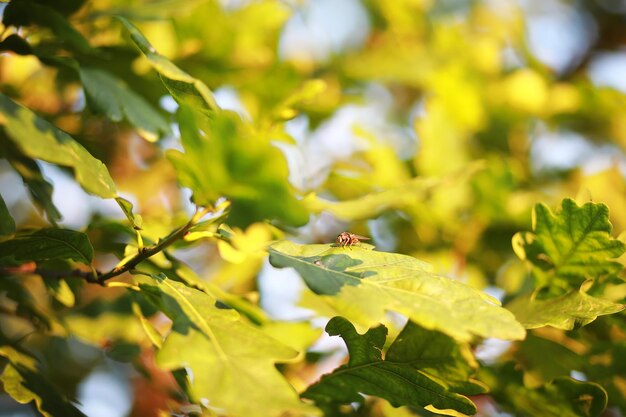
[[335, 232, 370, 249]]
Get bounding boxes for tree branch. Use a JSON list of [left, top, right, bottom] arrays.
[[94, 205, 215, 284], [1, 205, 218, 285]]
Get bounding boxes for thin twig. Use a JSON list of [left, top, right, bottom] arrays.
[[0, 205, 216, 285], [95, 205, 215, 284]]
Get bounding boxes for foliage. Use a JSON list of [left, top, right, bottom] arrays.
[[1, 1, 626, 417]]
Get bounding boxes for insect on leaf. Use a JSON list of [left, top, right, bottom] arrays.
[[269, 241, 525, 342]]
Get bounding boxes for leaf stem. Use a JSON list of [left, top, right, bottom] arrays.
[[95, 205, 215, 284]]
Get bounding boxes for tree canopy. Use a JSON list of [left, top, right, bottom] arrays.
[[1, 1, 626, 416]]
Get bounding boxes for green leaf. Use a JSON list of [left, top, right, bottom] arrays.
[[517, 332, 586, 383], [0, 194, 16, 236], [136, 274, 319, 417], [0, 346, 87, 417], [269, 241, 525, 342], [302, 317, 477, 416], [79, 67, 170, 142], [386, 321, 488, 396], [485, 363, 607, 417], [6, 153, 62, 224], [132, 302, 163, 349], [0, 228, 94, 266], [3, 0, 92, 54], [115, 197, 143, 230], [0, 275, 52, 330], [507, 282, 625, 330], [303, 164, 483, 221], [65, 312, 145, 344], [167, 106, 309, 226], [43, 277, 75, 307], [117, 17, 218, 116], [0, 93, 117, 198], [513, 199, 626, 289]]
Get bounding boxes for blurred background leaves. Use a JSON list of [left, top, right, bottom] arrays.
[[2, 0, 626, 416]]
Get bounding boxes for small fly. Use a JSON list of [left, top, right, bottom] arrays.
[[335, 232, 370, 249]]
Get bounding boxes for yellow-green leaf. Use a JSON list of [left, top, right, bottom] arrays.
[[269, 241, 525, 342], [0, 93, 117, 198], [137, 274, 319, 417], [513, 199, 626, 289], [0, 346, 86, 417]]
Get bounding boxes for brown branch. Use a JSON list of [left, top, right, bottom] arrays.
[[94, 205, 215, 284], [1, 205, 218, 286]]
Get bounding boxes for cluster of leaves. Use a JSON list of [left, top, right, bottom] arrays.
[[1, 1, 626, 417]]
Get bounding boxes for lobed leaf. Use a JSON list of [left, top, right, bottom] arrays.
[[136, 274, 319, 417], [513, 199, 626, 289], [302, 317, 478, 416], [0, 228, 94, 266], [79, 67, 171, 142], [507, 283, 625, 330], [0, 93, 117, 198], [386, 321, 488, 395], [269, 241, 525, 342]]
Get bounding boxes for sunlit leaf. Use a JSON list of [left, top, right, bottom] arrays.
[[80, 67, 170, 142], [43, 277, 75, 307], [167, 106, 308, 226], [513, 199, 626, 289], [0, 228, 93, 266], [117, 17, 218, 116], [136, 274, 319, 417], [0, 346, 86, 417], [0, 93, 117, 198], [65, 312, 145, 344], [115, 197, 143, 230], [269, 241, 525, 342], [507, 282, 624, 330], [0, 194, 16, 236], [302, 317, 477, 416], [304, 164, 482, 221], [132, 301, 163, 349]]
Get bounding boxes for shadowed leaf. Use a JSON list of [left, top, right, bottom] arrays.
[[0, 194, 16, 236], [302, 317, 477, 416], [80, 67, 170, 142], [0, 228, 93, 266]]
